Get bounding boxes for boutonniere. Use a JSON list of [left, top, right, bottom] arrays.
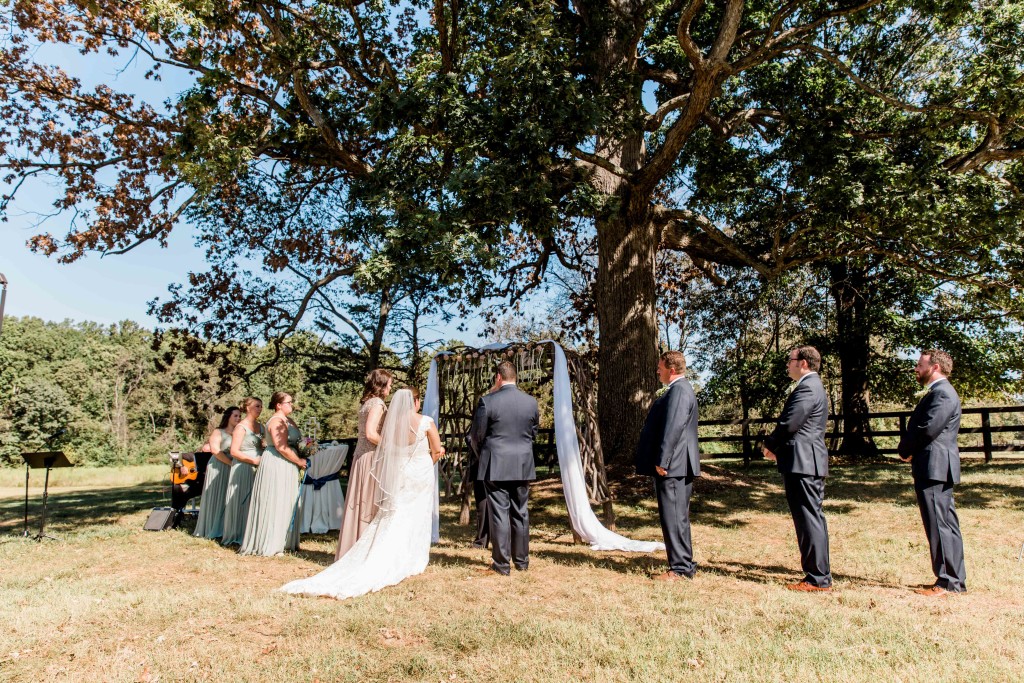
[[913, 389, 928, 399], [786, 382, 798, 395], [655, 385, 668, 398]]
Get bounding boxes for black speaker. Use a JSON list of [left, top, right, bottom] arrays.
[[143, 507, 176, 531]]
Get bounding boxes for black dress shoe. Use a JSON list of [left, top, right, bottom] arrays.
[[514, 564, 528, 572]]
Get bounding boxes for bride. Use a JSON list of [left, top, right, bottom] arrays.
[[281, 387, 445, 599]]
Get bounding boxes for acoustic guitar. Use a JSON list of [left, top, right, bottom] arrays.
[[171, 453, 199, 485]]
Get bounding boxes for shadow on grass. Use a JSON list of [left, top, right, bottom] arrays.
[[0, 483, 170, 535], [703, 460, 1024, 512], [427, 548, 489, 570], [530, 546, 908, 588], [293, 547, 339, 567], [824, 462, 1024, 511], [2, 459, 1019, 556]]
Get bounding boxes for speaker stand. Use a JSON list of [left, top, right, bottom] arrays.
[[34, 463, 59, 542], [22, 462, 30, 537]]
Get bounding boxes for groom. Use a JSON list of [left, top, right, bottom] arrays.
[[635, 350, 701, 581], [470, 361, 539, 575]]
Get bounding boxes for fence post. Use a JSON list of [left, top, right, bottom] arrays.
[[742, 419, 751, 466], [829, 413, 842, 454], [981, 409, 993, 463]]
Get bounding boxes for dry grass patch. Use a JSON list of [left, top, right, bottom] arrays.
[[1, 459, 1022, 682], [0, 464, 168, 490]]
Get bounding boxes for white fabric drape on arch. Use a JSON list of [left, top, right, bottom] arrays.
[[423, 358, 441, 543], [424, 340, 663, 553]]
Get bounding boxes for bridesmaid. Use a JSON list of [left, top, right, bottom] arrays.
[[239, 391, 310, 556], [194, 406, 240, 539], [336, 368, 393, 559], [221, 396, 265, 546]]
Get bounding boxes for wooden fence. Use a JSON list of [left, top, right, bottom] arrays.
[[700, 405, 1024, 463], [325, 405, 1023, 479]]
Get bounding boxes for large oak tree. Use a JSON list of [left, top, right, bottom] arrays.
[[420, 0, 1024, 456], [3, 0, 1023, 460]]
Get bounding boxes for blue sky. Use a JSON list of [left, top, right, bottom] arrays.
[[1, 198, 489, 342], [1, 40, 204, 326], [1, 211, 207, 326], [0, 39, 489, 344]]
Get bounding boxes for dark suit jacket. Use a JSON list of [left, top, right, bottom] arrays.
[[897, 378, 961, 484], [634, 377, 701, 478], [470, 384, 539, 482], [763, 372, 829, 477]]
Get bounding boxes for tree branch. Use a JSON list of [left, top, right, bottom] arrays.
[[311, 289, 372, 351], [268, 265, 359, 347], [255, 5, 373, 176], [637, 61, 685, 88], [645, 94, 690, 131], [638, 0, 744, 190], [791, 43, 997, 126], [654, 205, 773, 277], [101, 188, 196, 257], [571, 147, 630, 178], [676, 0, 708, 71]]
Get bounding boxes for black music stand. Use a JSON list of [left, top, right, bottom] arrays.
[[21, 451, 73, 541]]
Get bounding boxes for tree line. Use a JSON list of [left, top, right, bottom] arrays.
[[1, 301, 1020, 468], [0, 317, 376, 467], [2, 1, 1022, 462]]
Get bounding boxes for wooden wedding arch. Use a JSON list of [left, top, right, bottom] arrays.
[[431, 342, 616, 529]]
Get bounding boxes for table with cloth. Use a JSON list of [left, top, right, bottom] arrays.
[[300, 443, 349, 534]]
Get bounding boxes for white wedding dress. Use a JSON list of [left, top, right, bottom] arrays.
[[280, 416, 436, 600]]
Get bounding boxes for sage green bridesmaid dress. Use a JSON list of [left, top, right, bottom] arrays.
[[221, 424, 264, 546], [194, 428, 232, 539], [239, 420, 303, 556]]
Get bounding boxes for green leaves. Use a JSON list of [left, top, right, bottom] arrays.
[[0, 317, 373, 466]]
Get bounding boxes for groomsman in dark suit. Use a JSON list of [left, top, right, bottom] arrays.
[[635, 351, 701, 581], [898, 349, 967, 596], [762, 346, 833, 592], [470, 361, 539, 575]]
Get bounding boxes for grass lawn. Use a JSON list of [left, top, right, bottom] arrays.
[[1, 458, 1022, 682]]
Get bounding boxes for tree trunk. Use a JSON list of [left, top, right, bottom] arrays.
[[408, 297, 422, 382], [828, 261, 878, 457], [367, 287, 392, 371], [594, 208, 659, 461], [582, 10, 670, 462]]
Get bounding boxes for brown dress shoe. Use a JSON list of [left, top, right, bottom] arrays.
[[478, 564, 509, 576], [785, 581, 832, 592], [913, 585, 948, 597], [653, 571, 685, 582]]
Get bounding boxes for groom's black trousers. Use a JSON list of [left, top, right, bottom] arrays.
[[484, 480, 529, 573]]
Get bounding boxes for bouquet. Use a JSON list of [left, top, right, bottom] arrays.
[[297, 436, 320, 461]]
